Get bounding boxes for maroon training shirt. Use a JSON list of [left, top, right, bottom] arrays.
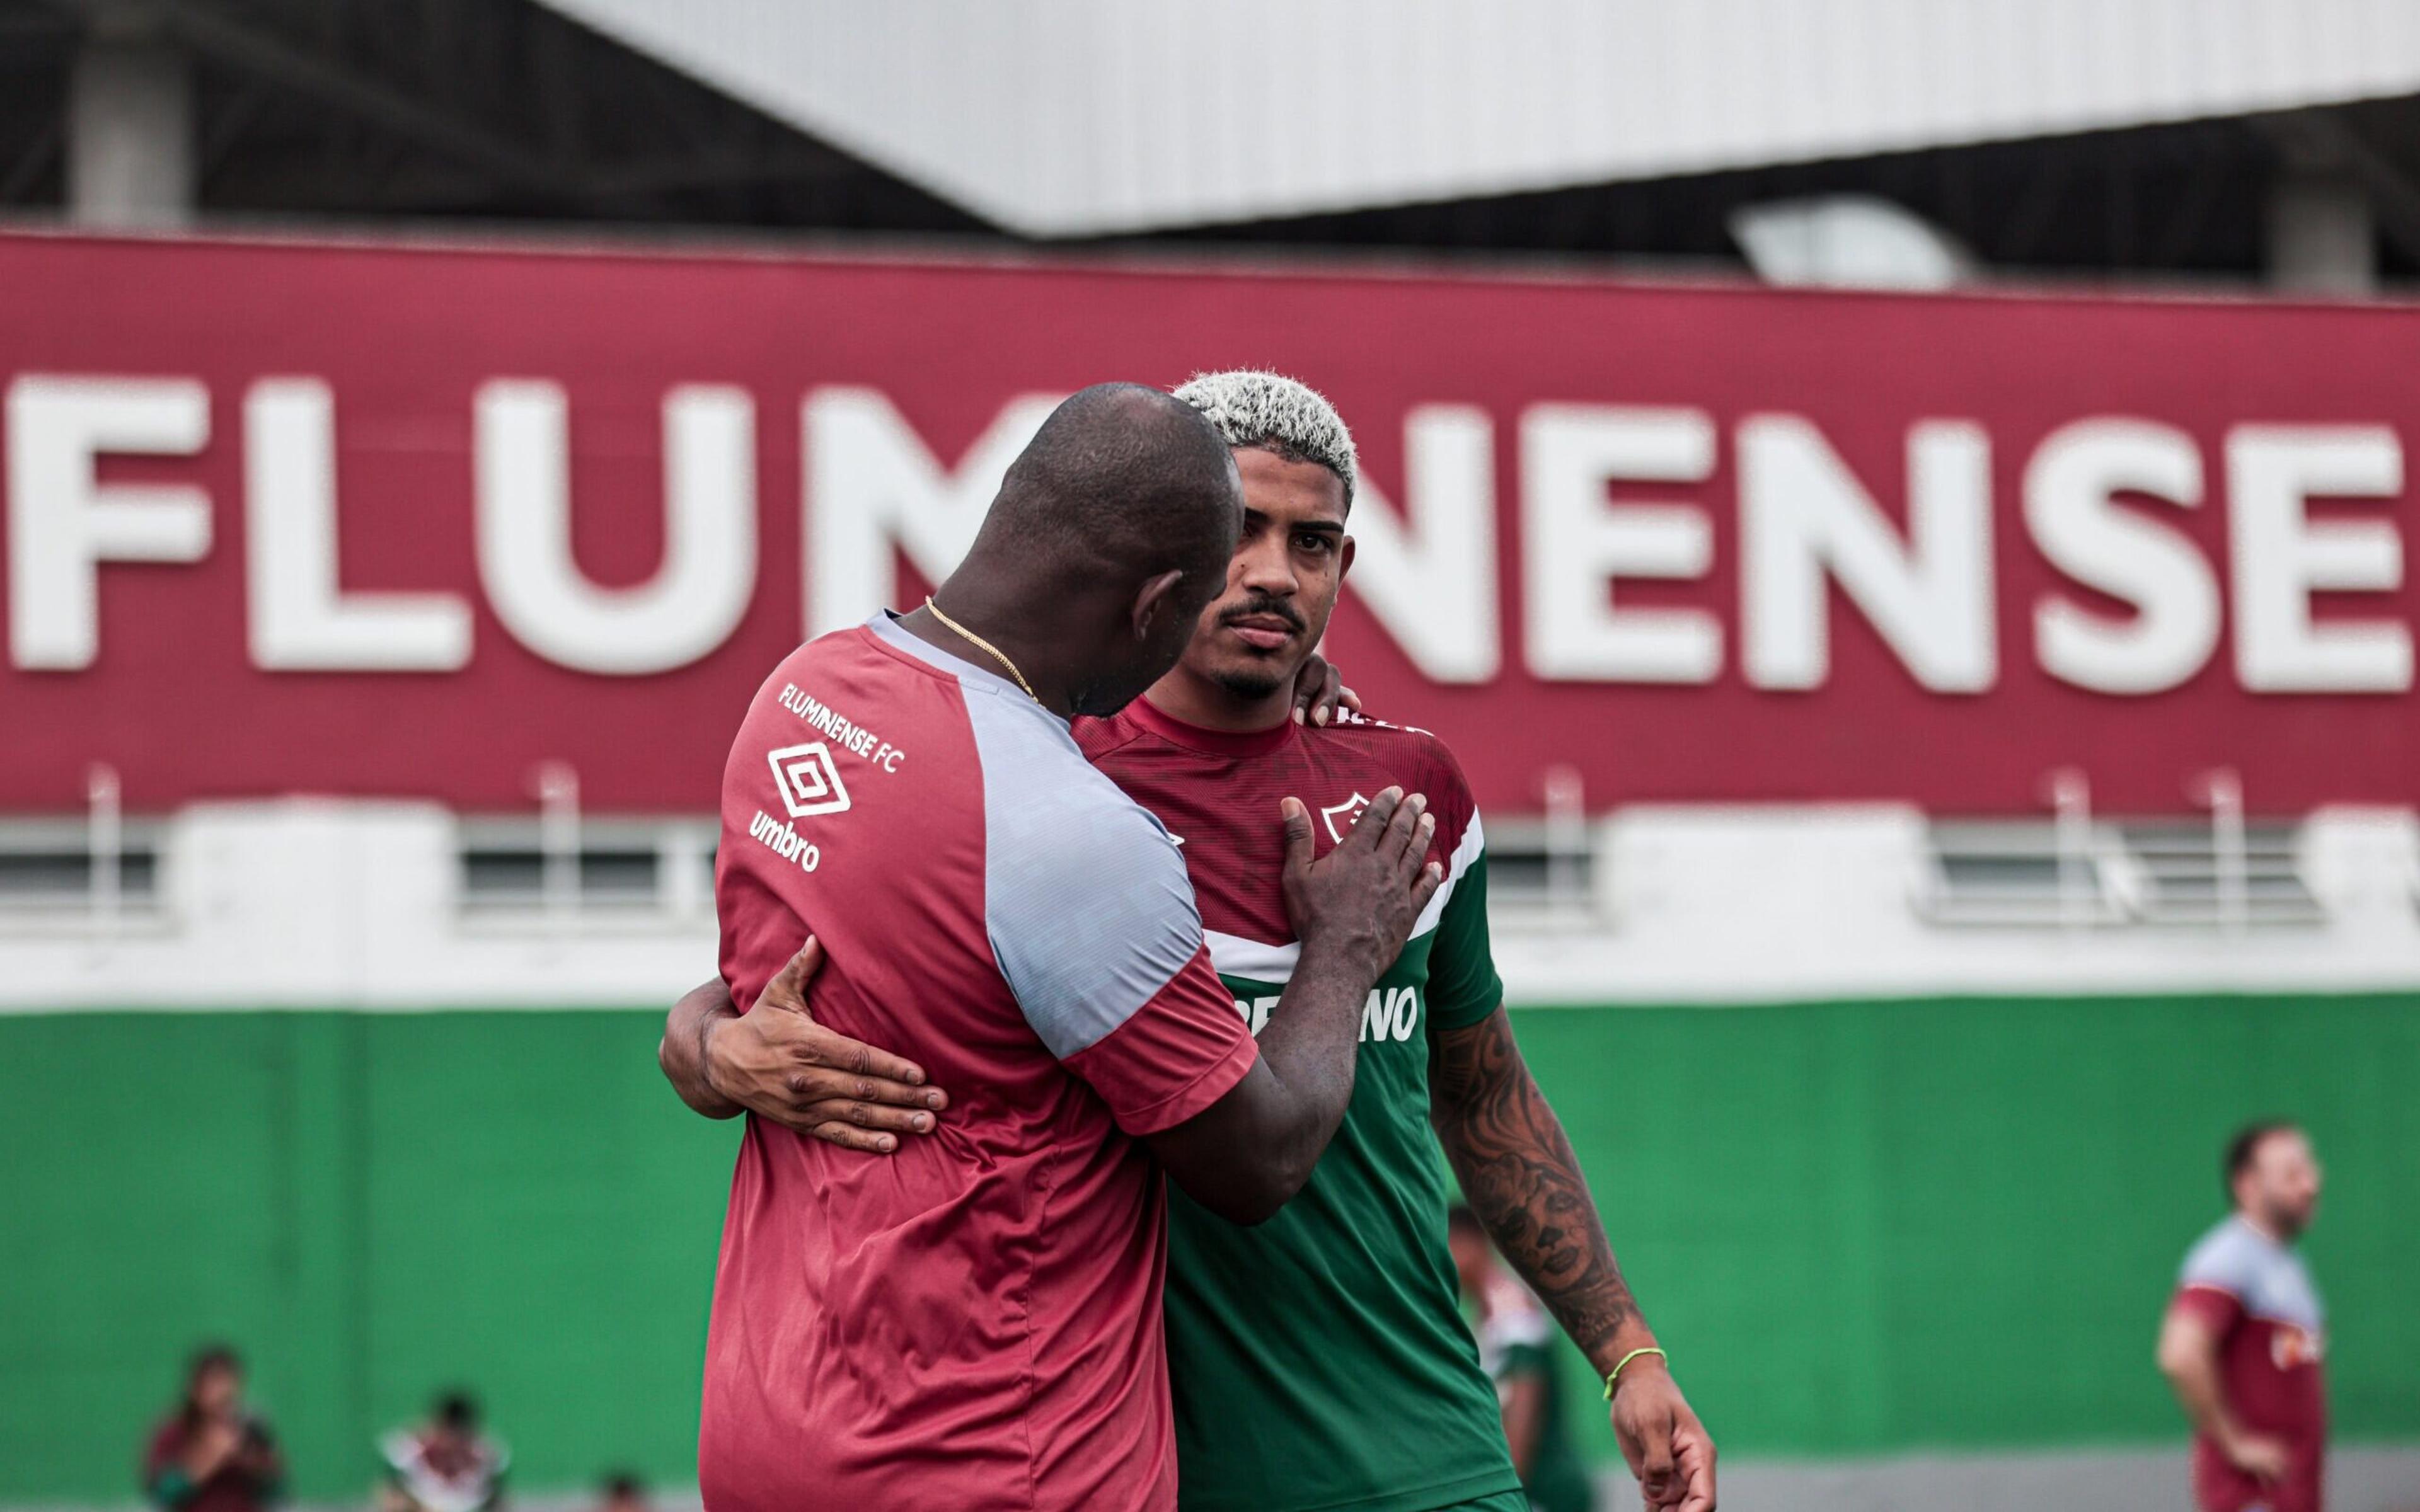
[[2169, 1215, 2329, 1512], [703, 616, 1257, 1511]]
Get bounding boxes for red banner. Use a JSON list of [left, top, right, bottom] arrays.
[[3, 230, 2416, 816]]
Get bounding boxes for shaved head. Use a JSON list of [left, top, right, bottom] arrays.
[[974, 383, 1243, 576], [928, 383, 1246, 718]]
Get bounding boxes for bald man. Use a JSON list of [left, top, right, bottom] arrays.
[[700, 384, 1443, 1512]]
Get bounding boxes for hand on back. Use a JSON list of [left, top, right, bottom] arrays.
[[706, 939, 950, 1153]]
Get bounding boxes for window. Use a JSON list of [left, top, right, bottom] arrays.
[[1920, 817, 2320, 930], [0, 817, 166, 927], [2119, 821, 2323, 929], [1919, 820, 2129, 928], [455, 818, 715, 925], [1482, 816, 1598, 925]]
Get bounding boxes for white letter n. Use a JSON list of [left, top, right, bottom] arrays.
[[1740, 415, 1995, 692]]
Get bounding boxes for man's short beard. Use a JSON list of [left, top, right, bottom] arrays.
[[2266, 1200, 2310, 1240], [1213, 663, 1289, 701]]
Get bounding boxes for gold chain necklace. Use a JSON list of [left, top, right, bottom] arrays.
[[923, 597, 1041, 704]]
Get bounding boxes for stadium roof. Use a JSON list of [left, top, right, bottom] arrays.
[[536, 0, 2420, 237]]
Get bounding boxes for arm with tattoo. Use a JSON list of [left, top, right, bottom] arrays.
[[1431, 1005, 1716, 1511], [1429, 1006, 1649, 1366]]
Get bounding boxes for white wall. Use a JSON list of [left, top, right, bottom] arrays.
[[3, 798, 2416, 1011]]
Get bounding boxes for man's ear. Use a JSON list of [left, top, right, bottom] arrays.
[[1337, 534, 1356, 585], [1130, 568, 1187, 639]]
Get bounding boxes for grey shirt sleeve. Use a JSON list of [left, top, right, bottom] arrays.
[[964, 692, 1209, 1060]]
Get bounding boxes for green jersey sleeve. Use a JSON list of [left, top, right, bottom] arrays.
[[1425, 835, 1503, 1031]]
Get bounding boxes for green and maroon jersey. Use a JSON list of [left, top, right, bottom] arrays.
[[1077, 697, 1520, 1512]]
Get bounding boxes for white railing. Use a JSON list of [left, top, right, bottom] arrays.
[[2192, 769, 2250, 937], [533, 760, 580, 941], [2044, 767, 2094, 936], [87, 762, 122, 953], [1541, 764, 1590, 919]]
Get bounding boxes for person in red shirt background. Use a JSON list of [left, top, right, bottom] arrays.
[[141, 1344, 284, 1512], [2157, 1123, 2329, 1512]]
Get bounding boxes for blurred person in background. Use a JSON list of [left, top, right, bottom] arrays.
[[141, 1344, 284, 1512], [1449, 1206, 1594, 1512], [2158, 1123, 2328, 1512], [378, 1391, 507, 1512], [593, 1472, 649, 1512]]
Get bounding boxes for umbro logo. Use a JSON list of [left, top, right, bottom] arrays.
[[767, 742, 851, 818]]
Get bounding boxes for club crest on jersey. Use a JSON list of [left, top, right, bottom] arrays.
[[767, 742, 851, 818], [1320, 793, 1372, 844], [2271, 1325, 2324, 1369]]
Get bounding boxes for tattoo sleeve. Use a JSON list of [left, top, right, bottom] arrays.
[[1430, 1006, 1649, 1368]]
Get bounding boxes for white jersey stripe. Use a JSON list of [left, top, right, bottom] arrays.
[[1203, 813, 1485, 984]]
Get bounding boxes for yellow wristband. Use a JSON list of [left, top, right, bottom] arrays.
[[1601, 1346, 1668, 1400]]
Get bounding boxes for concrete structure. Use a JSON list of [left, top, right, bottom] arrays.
[[540, 0, 2420, 237], [6, 796, 2417, 1510], [64, 32, 192, 228], [11, 1, 2420, 287], [8, 801, 2420, 1013]]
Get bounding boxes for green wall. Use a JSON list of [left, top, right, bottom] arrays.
[[0, 1012, 735, 1504], [1516, 995, 2420, 1460], [3, 995, 2415, 1503]]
